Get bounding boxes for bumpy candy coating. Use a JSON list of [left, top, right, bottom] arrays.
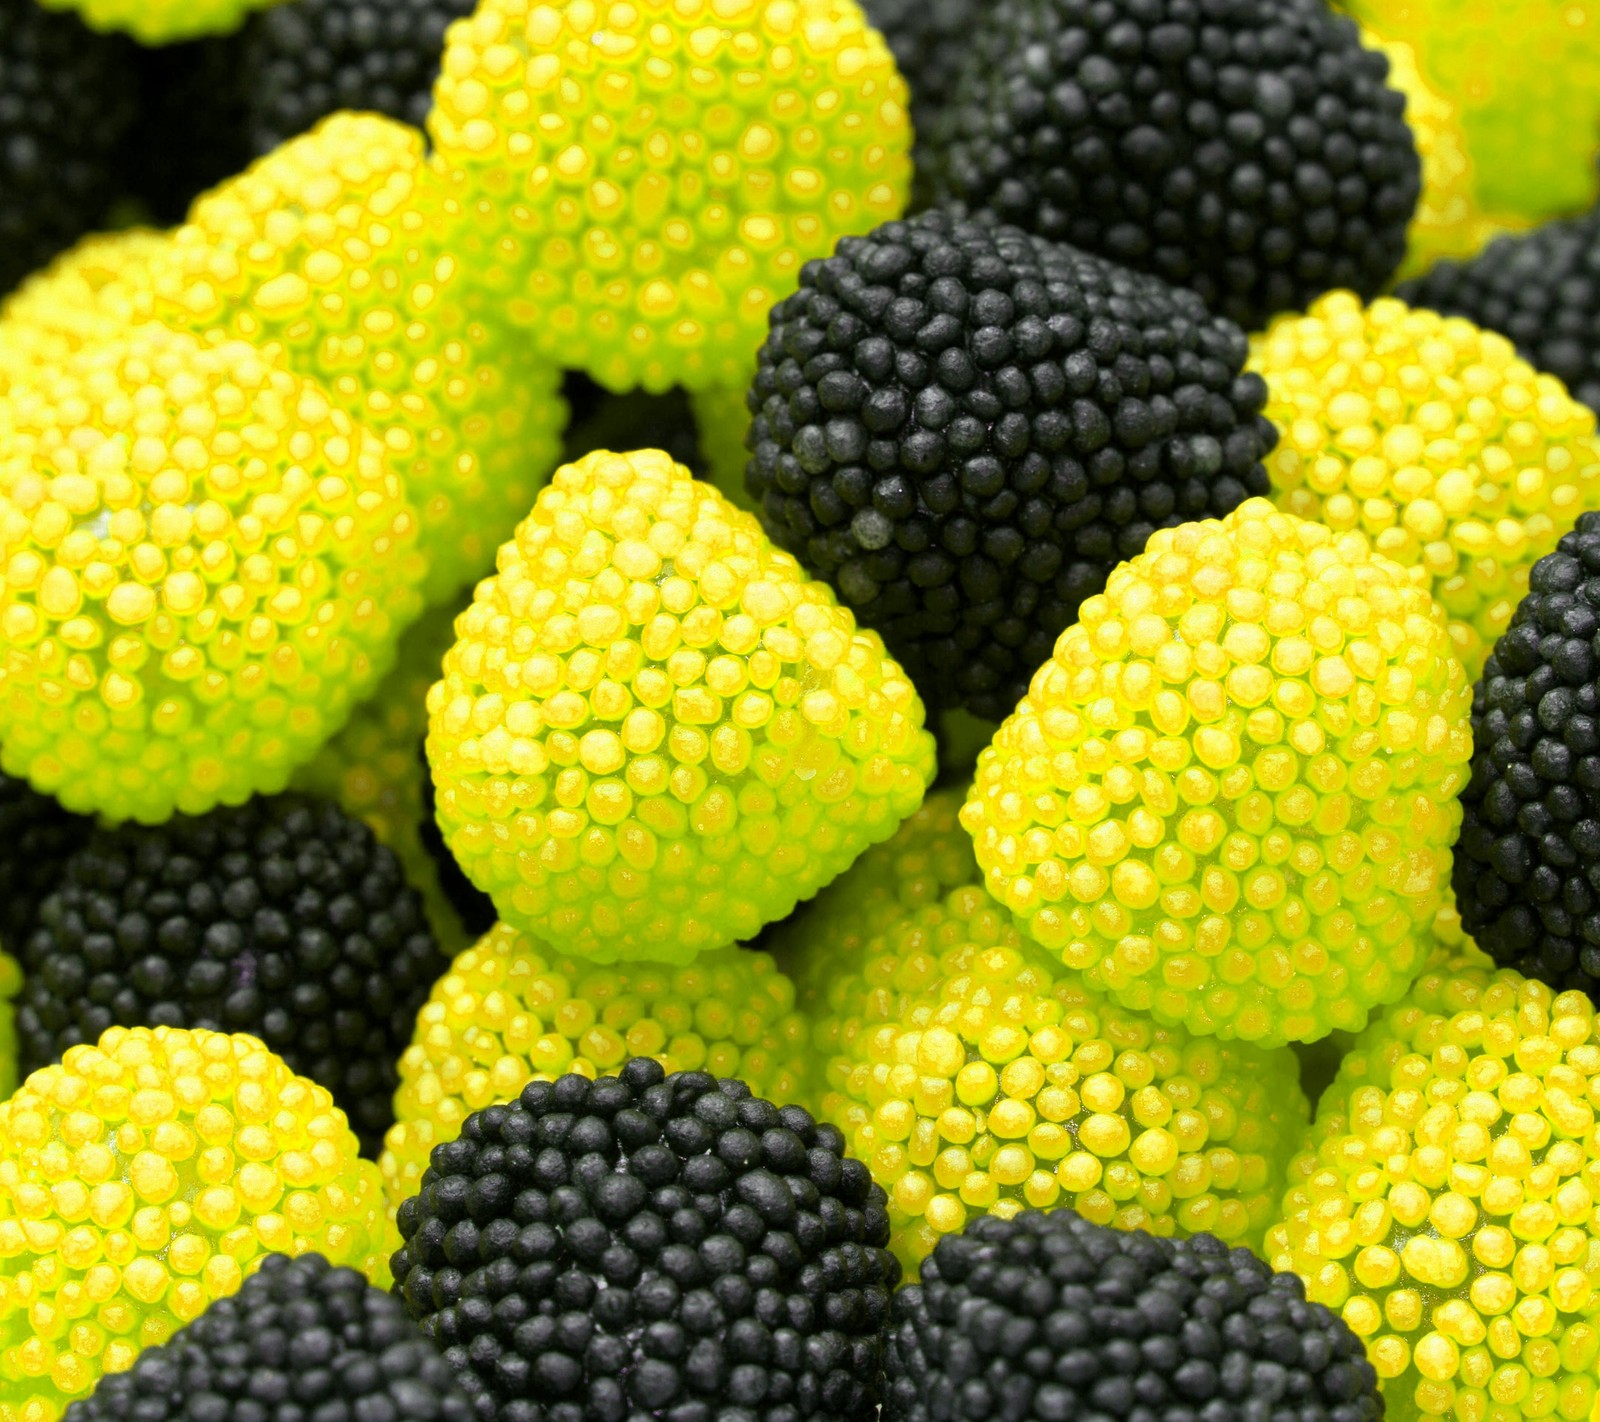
[[379, 922, 808, 1210], [1266, 954, 1600, 1422], [962, 499, 1474, 1046], [33, 0, 283, 42], [426, 447, 936, 963], [426, 0, 912, 393], [143, 113, 566, 601], [0, 323, 423, 824], [819, 883, 1306, 1271], [0, 1025, 393, 1422], [1252, 293, 1600, 680]]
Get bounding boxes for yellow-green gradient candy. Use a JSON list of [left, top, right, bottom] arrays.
[[0, 952, 18, 1103], [1252, 292, 1600, 679], [1342, 0, 1600, 223], [0, 323, 424, 824], [427, 447, 936, 962], [293, 600, 470, 954], [819, 884, 1307, 1273], [0, 230, 167, 396], [379, 923, 808, 1210], [767, 785, 973, 1012], [0, 1025, 392, 1422], [34, 0, 283, 42], [961, 498, 1474, 1047], [427, 0, 911, 393], [1266, 953, 1600, 1422], [144, 114, 566, 601]]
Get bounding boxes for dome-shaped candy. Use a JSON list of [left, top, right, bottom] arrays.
[[1343, 0, 1600, 223], [426, 447, 936, 962], [0, 323, 424, 824], [819, 883, 1307, 1272], [379, 922, 808, 1209], [142, 113, 566, 600], [1266, 953, 1600, 1422], [0, 1024, 392, 1422], [0, 230, 167, 394], [1251, 293, 1600, 678], [961, 498, 1474, 1046], [34, 0, 283, 43], [426, 0, 911, 394]]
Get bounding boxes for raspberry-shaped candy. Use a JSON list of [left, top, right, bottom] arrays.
[[1252, 293, 1600, 680], [1343, 0, 1600, 223], [427, 0, 911, 394], [144, 113, 565, 600], [1266, 954, 1600, 1422], [427, 447, 936, 962], [961, 498, 1474, 1046], [294, 601, 469, 951], [0, 1025, 392, 1422], [0, 230, 166, 393], [0, 324, 423, 824], [379, 922, 807, 1209], [819, 884, 1305, 1272], [34, 0, 283, 42]]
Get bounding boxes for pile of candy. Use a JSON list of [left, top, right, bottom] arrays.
[[3, 0, 1600, 1420]]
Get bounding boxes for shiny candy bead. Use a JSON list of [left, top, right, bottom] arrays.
[[1266, 955, 1600, 1422], [961, 498, 1474, 1047], [142, 114, 566, 601], [1252, 294, 1600, 678], [0, 231, 168, 397], [33, 0, 283, 41], [427, 0, 911, 393], [426, 447, 936, 961], [378, 922, 809, 1209], [817, 884, 1307, 1273], [0, 1025, 391, 1422], [0, 323, 424, 825]]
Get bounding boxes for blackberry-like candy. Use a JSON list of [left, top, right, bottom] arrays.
[[884, 1209, 1381, 1422], [240, 0, 476, 156], [1454, 513, 1600, 991], [393, 1058, 899, 1422], [63, 1252, 472, 1422], [1399, 211, 1600, 417], [0, 0, 136, 296], [923, 0, 1420, 331], [747, 210, 1275, 720], [15, 792, 446, 1156], [0, 772, 90, 955], [861, 0, 981, 149]]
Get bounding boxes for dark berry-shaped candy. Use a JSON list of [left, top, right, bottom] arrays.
[[884, 1209, 1381, 1422], [63, 1252, 472, 1422], [0, 772, 91, 954], [1399, 208, 1600, 417], [746, 209, 1275, 718], [1455, 513, 1600, 992], [240, 0, 476, 155], [16, 791, 446, 1154], [861, 0, 981, 150], [393, 1058, 899, 1422], [923, 0, 1421, 330], [0, 0, 137, 295]]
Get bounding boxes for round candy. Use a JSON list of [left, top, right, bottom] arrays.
[[426, 0, 911, 393], [961, 498, 1474, 1046], [819, 884, 1306, 1271], [1252, 293, 1600, 679], [34, 0, 283, 42], [0, 1024, 392, 1422], [426, 446, 936, 962], [1266, 953, 1600, 1422], [379, 922, 808, 1210], [142, 112, 566, 601], [0, 323, 424, 824]]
